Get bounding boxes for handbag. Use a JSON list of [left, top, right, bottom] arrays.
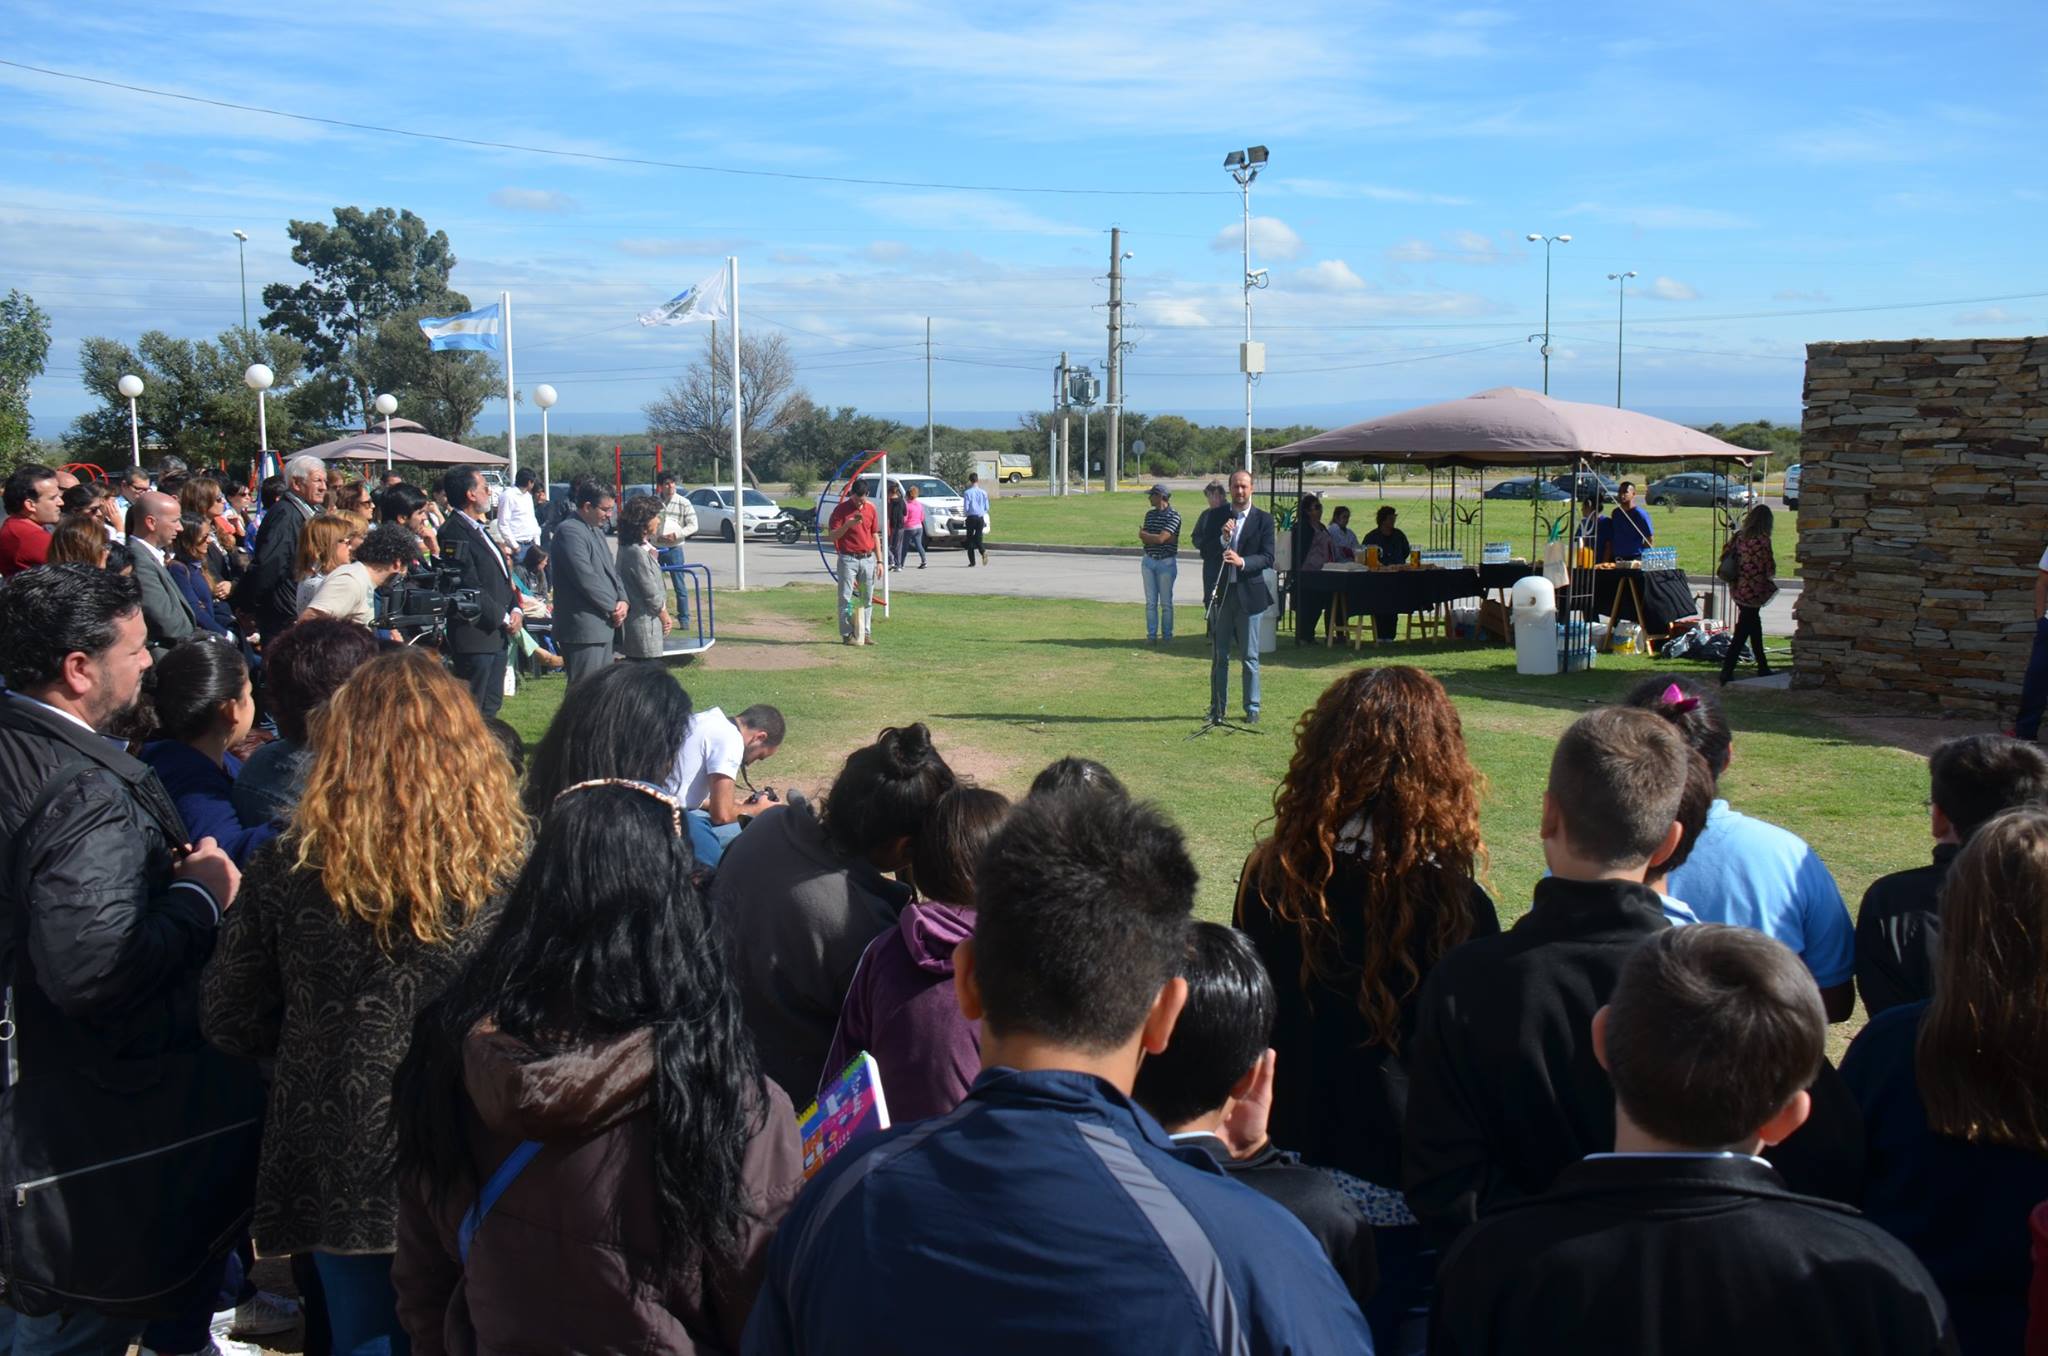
[[0, 762, 265, 1319], [1716, 538, 1741, 586]]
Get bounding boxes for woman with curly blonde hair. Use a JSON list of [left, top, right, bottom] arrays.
[[1235, 664, 1493, 1354], [202, 647, 528, 1356]]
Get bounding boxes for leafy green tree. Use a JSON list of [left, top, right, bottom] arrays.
[[68, 328, 315, 470], [0, 291, 53, 472], [778, 402, 903, 482], [260, 207, 466, 426]]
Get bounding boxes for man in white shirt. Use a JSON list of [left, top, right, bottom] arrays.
[[664, 703, 784, 866], [495, 468, 542, 569], [302, 524, 421, 625], [653, 471, 699, 624]]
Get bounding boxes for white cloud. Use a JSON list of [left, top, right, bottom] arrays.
[[1383, 231, 1504, 266], [1212, 216, 1305, 262], [1953, 306, 2015, 326], [1562, 202, 1753, 230], [616, 237, 750, 257], [1294, 260, 1368, 292], [1273, 178, 1472, 206], [489, 187, 578, 213], [1648, 276, 1700, 301], [859, 192, 1090, 238]]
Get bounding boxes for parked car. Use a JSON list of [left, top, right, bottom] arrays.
[[1549, 471, 1619, 504], [1483, 476, 1573, 502], [1644, 472, 1755, 509], [1783, 463, 1801, 509], [816, 473, 974, 548], [685, 486, 787, 541]]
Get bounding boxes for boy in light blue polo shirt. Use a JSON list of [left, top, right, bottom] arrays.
[[1629, 676, 1856, 1020]]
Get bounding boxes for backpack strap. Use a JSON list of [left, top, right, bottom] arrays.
[[457, 1140, 543, 1265]]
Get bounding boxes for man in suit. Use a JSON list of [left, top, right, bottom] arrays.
[[551, 478, 627, 685], [1207, 469, 1274, 726], [124, 491, 197, 656], [437, 466, 522, 717], [233, 454, 325, 642]]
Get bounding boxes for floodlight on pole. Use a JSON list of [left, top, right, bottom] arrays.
[[534, 383, 558, 492], [1606, 271, 1637, 407], [374, 392, 398, 472], [1525, 233, 1571, 394], [244, 362, 275, 458], [118, 374, 144, 467], [231, 229, 250, 331], [1225, 143, 1270, 472]]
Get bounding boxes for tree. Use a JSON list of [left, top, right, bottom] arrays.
[[643, 332, 805, 481], [68, 328, 314, 470], [0, 291, 52, 472], [781, 403, 905, 482], [363, 309, 501, 440], [260, 207, 463, 426], [934, 446, 976, 490]]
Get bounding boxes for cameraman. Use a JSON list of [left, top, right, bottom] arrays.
[[301, 523, 421, 626], [437, 467, 521, 717]]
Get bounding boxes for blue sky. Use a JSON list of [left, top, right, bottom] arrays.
[[8, 0, 2046, 436]]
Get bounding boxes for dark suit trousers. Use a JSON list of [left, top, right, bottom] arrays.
[[562, 637, 615, 685], [449, 647, 507, 718]]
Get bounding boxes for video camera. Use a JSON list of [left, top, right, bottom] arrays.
[[382, 559, 483, 636]]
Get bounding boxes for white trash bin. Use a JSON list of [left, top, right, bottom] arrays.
[[1512, 575, 1559, 675]]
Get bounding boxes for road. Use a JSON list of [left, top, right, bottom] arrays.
[[703, 539, 1802, 636]]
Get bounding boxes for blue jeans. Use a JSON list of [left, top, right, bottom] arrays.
[[1209, 590, 1260, 720], [658, 546, 689, 623], [312, 1253, 409, 1356], [1141, 555, 1177, 639], [687, 809, 745, 868], [2017, 616, 2048, 740], [0, 1308, 141, 1356]]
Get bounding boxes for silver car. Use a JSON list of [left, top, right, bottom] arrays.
[[1644, 472, 1756, 509]]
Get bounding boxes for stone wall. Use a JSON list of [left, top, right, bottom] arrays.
[[1794, 337, 2048, 714]]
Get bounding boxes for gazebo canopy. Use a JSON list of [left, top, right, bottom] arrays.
[[1263, 387, 1759, 469], [298, 418, 508, 467]]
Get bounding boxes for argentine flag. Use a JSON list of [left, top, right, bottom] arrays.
[[418, 303, 503, 352]]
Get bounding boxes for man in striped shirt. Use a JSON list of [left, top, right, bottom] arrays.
[[1138, 484, 1182, 643]]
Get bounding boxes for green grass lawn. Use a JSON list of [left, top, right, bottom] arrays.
[[500, 585, 1915, 932], [979, 490, 1781, 580]]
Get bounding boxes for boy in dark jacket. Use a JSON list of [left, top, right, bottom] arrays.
[[744, 788, 1373, 1355], [1133, 921, 1377, 1314], [1432, 925, 1954, 1356], [1403, 706, 1690, 1247]]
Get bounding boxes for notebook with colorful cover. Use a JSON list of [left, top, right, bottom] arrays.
[[798, 1052, 891, 1179]]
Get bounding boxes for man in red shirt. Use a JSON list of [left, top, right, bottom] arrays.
[[0, 464, 63, 576], [828, 480, 881, 645]]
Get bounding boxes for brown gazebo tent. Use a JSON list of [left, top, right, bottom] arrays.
[[296, 418, 508, 468]]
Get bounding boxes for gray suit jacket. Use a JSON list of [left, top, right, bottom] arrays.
[[127, 536, 197, 652], [616, 541, 668, 659], [551, 516, 625, 646]]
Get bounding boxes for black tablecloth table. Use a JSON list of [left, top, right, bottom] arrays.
[[1296, 563, 1539, 641], [1572, 567, 1699, 634]]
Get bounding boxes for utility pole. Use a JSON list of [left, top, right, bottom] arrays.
[[1107, 227, 1124, 494], [925, 317, 935, 472], [1055, 351, 1071, 497]]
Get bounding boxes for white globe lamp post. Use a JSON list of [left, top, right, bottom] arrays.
[[244, 363, 276, 461], [117, 374, 145, 467], [534, 384, 558, 492], [374, 392, 399, 473]]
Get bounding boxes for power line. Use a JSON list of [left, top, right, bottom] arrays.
[[0, 60, 1228, 199]]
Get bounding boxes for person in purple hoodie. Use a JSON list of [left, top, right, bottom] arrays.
[[824, 786, 1012, 1121]]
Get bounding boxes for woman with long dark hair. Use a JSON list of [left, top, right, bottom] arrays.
[[392, 781, 803, 1353], [522, 661, 692, 817], [140, 635, 275, 866], [1235, 665, 1494, 1355], [1720, 502, 1777, 682], [202, 649, 528, 1356], [1841, 806, 2048, 1355]]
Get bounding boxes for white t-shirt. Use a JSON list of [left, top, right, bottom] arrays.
[[664, 706, 744, 810], [303, 561, 376, 624]]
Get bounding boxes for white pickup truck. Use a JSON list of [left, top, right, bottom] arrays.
[[816, 472, 976, 548]]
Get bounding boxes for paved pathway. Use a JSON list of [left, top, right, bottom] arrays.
[[707, 539, 1801, 635]]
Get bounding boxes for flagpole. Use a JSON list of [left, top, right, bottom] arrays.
[[730, 256, 744, 591], [879, 451, 890, 620], [501, 291, 518, 480]]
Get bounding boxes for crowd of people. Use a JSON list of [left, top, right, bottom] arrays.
[[2, 458, 2047, 1356]]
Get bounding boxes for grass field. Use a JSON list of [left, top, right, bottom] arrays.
[[967, 490, 1780, 581], [499, 584, 1919, 935]]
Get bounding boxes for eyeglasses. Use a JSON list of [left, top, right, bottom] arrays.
[[551, 778, 684, 837]]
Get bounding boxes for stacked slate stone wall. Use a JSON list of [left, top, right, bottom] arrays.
[[1794, 337, 2048, 713]]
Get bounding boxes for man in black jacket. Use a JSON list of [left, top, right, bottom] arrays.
[[437, 466, 522, 716], [1207, 469, 1275, 726], [1132, 922, 1377, 1319], [233, 453, 326, 642], [1432, 925, 1953, 1356], [1854, 733, 2048, 1016], [0, 565, 241, 1349]]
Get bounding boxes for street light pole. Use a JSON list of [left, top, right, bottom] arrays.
[[1525, 233, 1572, 394], [1226, 146, 1269, 473], [232, 230, 250, 332], [374, 393, 398, 473], [118, 374, 144, 466], [535, 384, 558, 491], [1606, 270, 1637, 407], [245, 363, 275, 459]]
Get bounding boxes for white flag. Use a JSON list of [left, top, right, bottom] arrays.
[[639, 269, 731, 326]]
